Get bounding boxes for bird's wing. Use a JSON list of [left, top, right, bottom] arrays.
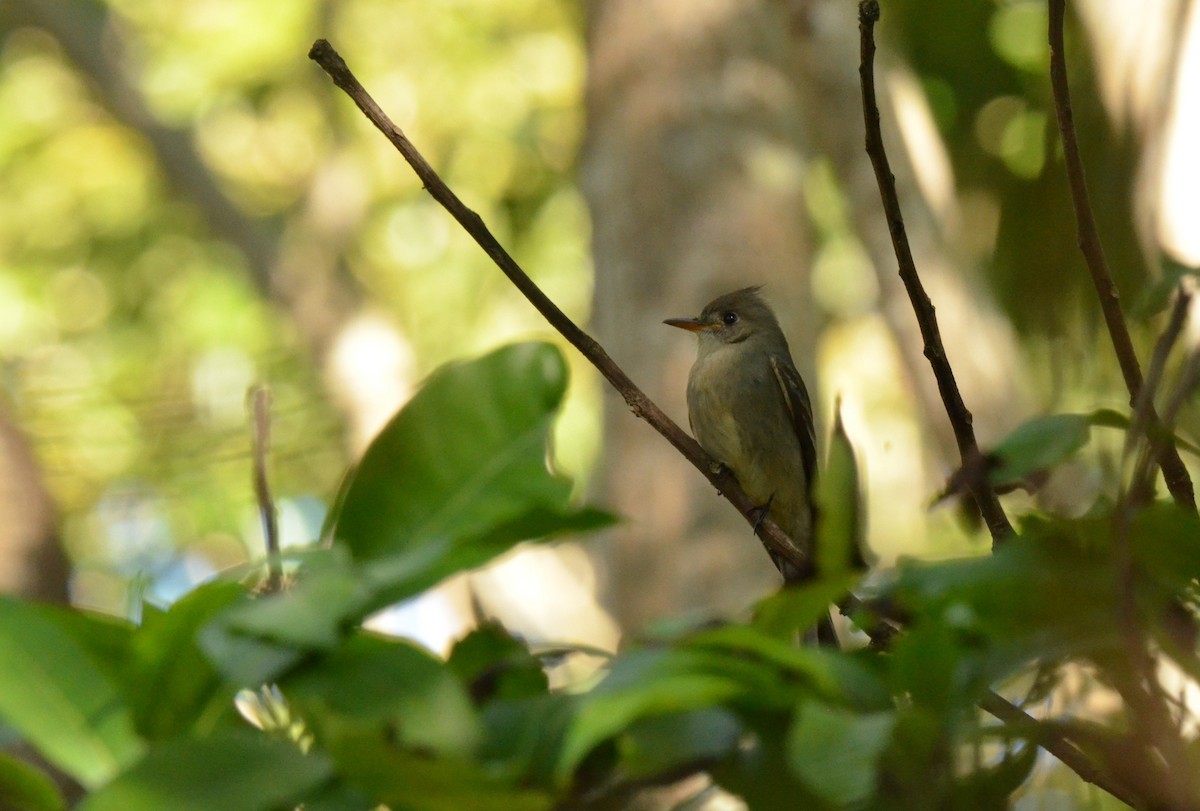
[[769, 354, 818, 490]]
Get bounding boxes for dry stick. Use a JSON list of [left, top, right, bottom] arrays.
[[856, 3, 1013, 546], [977, 692, 1142, 809], [1048, 0, 1196, 512], [1126, 287, 1193, 503], [250, 386, 282, 593], [307, 39, 812, 580]]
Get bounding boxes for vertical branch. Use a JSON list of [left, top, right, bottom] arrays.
[[857, 2, 1013, 546], [249, 386, 282, 594], [1048, 0, 1196, 511]]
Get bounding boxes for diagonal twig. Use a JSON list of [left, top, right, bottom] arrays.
[[307, 39, 813, 580], [1048, 0, 1196, 511], [856, 2, 1013, 546], [249, 386, 283, 593]]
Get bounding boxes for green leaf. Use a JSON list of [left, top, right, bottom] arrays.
[[0, 751, 64, 811], [951, 740, 1038, 805], [987, 413, 1091, 484], [447, 622, 549, 703], [752, 574, 861, 640], [324, 731, 551, 811], [285, 633, 480, 756], [1088, 407, 1200, 457], [330, 343, 611, 565], [558, 645, 802, 779], [816, 402, 864, 576], [689, 624, 891, 709], [126, 581, 245, 740], [787, 700, 896, 806], [0, 598, 143, 788], [218, 552, 371, 650], [1131, 257, 1199, 319], [76, 730, 332, 811], [618, 708, 742, 780], [479, 695, 575, 789]]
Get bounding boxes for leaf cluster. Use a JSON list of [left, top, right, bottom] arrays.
[[1, 342, 1196, 810]]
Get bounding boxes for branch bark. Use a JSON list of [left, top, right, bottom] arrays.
[[307, 39, 812, 580], [856, 2, 1014, 546], [1048, 0, 1196, 512]]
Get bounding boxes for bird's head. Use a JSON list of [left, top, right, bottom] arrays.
[[664, 286, 781, 349]]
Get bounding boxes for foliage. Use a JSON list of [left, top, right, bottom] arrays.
[[0, 0, 592, 610], [1, 341, 1197, 810]]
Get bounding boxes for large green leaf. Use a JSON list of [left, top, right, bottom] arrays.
[[330, 342, 611, 563], [284, 633, 480, 756], [787, 700, 896, 806], [0, 598, 143, 788], [76, 730, 332, 811], [125, 581, 245, 739]]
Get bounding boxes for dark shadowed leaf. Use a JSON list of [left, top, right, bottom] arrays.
[[618, 708, 743, 780], [285, 633, 479, 756], [324, 731, 551, 811], [0, 751, 64, 811], [447, 622, 550, 703]]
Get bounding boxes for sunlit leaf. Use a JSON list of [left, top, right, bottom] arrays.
[[0, 598, 143, 788], [330, 343, 611, 562], [816, 402, 865, 576], [752, 573, 861, 640]]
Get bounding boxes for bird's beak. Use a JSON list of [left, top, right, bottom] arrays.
[[664, 317, 711, 332]]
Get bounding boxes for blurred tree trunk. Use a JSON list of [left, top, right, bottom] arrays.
[[582, 0, 818, 628], [583, 0, 1032, 629], [0, 403, 68, 602]]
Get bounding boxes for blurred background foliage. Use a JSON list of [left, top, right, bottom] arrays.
[[0, 0, 1196, 672], [0, 0, 596, 612], [1, 0, 1199, 807]]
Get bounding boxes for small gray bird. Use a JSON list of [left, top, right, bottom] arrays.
[[665, 287, 818, 585]]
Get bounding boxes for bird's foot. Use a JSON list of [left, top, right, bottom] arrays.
[[750, 495, 776, 534]]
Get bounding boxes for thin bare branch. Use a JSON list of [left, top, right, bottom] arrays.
[[978, 692, 1142, 809], [249, 386, 282, 594], [307, 39, 811, 580], [1048, 0, 1195, 511], [856, 2, 1013, 546]]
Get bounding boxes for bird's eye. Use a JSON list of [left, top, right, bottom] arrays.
[[722, 311, 738, 326]]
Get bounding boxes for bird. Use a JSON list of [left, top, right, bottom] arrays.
[[664, 286, 819, 587]]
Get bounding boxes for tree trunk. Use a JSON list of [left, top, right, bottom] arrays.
[[583, 0, 818, 628]]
